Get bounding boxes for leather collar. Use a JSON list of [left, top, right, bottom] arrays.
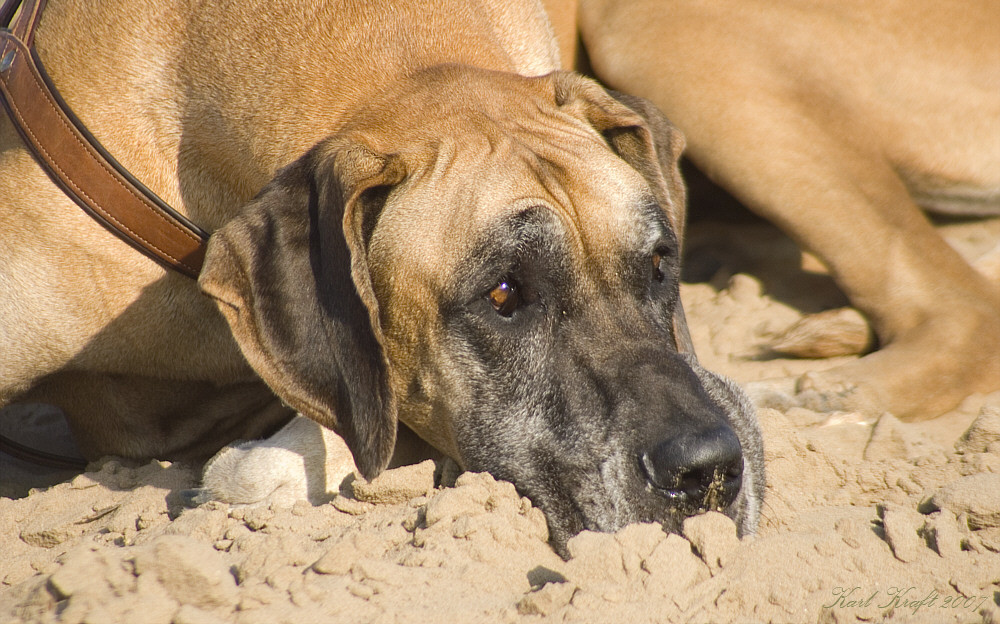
[[1, 0, 209, 278]]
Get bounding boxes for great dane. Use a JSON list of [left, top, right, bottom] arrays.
[[577, 0, 1000, 420], [0, 0, 763, 552]]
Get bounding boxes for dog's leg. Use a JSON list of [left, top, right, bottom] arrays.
[[689, 117, 1000, 419], [975, 243, 1000, 284]]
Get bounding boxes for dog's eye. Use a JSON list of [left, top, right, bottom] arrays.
[[489, 279, 519, 316], [652, 252, 665, 283]]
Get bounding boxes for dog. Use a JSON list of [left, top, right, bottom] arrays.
[[577, 0, 1000, 420], [0, 0, 764, 552]]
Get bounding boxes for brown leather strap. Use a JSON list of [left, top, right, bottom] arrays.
[[0, 0, 208, 277]]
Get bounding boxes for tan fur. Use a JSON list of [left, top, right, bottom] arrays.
[[768, 308, 874, 360], [579, 0, 1000, 419], [0, 0, 562, 460], [540, 0, 579, 69]]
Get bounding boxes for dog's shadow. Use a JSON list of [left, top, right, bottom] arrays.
[[0, 402, 207, 524], [0, 402, 87, 498], [680, 158, 849, 315]]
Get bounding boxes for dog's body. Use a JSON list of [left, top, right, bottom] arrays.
[[1, 0, 560, 460], [578, 0, 1000, 419], [1, 0, 763, 551]]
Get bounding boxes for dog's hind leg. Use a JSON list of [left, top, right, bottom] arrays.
[[700, 125, 1000, 420]]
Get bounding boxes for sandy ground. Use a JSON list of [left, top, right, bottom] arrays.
[[2, 215, 999, 624]]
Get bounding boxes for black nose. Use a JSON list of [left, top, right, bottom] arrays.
[[640, 426, 744, 512]]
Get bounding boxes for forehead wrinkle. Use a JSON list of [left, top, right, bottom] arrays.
[[510, 110, 608, 217], [378, 104, 657, 300], [525, 153, 582, 249], [515, 144, 655, 297]]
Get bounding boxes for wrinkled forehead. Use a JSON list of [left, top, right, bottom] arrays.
[[369, 121, 665, 294]]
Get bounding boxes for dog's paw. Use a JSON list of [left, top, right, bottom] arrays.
[[765, 307, 873, 359], [195, 416, 357, 508]]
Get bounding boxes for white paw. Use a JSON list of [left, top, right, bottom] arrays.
[[185, 415, 357, 508]]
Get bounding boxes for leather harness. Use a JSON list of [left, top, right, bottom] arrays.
[[1, 0, 212, 469], [0, 0, 210, 277]]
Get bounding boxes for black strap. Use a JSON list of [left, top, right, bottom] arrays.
[[0, 431, 87, 470]]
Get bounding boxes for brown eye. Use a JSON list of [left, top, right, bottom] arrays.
[[652, 252, 665, 282], [489, 280, 519, 316]]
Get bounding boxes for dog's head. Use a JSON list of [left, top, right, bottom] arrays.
[[199, 66, 764, 554]]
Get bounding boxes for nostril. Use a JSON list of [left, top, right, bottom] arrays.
[[640, 426, 744, 510]]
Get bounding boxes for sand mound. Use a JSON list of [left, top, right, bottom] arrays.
[[3, 217, 999, 623]]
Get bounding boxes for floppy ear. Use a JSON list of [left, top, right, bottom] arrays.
[[550, 72, 696, 355], [198, 138, 405, 479]]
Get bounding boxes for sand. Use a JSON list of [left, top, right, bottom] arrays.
[[2, 216, 999, 624]]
